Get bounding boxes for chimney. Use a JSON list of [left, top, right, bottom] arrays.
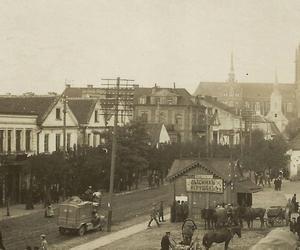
[[65, 84, 71, 88], [87, 84, 93, 88], [173, 82, 176, 89]]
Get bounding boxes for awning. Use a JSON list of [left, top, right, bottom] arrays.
[[236, 179, 262, 193]]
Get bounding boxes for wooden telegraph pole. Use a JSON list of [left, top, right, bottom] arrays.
[[62, 95, 67, 151], [101, 77, 136, 232]]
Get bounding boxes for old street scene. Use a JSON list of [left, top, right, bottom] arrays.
[[2, 1, 300, 250]]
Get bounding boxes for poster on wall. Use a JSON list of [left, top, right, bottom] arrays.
[[186, 178, 223, 193]]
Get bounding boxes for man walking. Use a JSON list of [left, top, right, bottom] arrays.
[[148, 204, 160, 228]]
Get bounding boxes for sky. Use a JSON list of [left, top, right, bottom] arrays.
[[1, 0, 300, 95]]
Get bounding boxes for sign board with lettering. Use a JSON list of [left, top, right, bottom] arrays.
[[195, 174, 213, 179], [186, 178, 223, 193]]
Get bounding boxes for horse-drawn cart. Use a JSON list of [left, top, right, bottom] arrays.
[[265, 206, 287, 227]]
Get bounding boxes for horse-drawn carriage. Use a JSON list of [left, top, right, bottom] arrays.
[[265, 206, 287, 227]]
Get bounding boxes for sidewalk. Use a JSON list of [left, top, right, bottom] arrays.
[[70, 214, 170, 250], [0, 203, 45, 221]]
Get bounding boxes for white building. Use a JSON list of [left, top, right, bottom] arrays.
[[287, 134, 300, 179]]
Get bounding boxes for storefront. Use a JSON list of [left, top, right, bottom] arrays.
[[166, 158, 262, 221]]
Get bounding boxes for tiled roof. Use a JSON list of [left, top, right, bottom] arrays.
[[134, 87, 195, 105], [194, 82, 295, 99], [166, 158, 261, 193], [67, 98, 97, 124], [199, 96, 238, 116], [145, 123, 164, 146], [0, 96, 58, 124]]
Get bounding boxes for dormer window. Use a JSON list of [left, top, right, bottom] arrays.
[[56, 108, 61, 120]]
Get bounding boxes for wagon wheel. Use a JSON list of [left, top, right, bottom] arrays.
[[78, 225, 86, 236]]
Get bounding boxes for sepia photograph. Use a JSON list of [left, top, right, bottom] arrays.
[[1, 0, 300, 249]]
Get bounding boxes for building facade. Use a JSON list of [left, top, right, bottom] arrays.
[[194, 46, 300, 124]]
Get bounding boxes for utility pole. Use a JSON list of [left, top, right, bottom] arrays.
[[239, 109, 243, 158], [205, 108, 209, 158], [101, 77, 136, 232], [62, 95, 67, 151]]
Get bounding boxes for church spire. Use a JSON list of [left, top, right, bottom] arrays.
[[274, 69, 279, 93], [228, 52, 235, 83]]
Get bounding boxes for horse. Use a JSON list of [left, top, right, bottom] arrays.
[[202, 226, 242, 250], [236, 206, 266, 229]]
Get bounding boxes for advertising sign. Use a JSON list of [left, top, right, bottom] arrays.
[[186, 178, 223, 193]]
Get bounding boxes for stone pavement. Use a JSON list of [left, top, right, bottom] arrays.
[[0, 203, 45, 221], [70, 214, 170, 250]]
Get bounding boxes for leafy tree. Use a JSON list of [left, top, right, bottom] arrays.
[[285, 118, 300, 139]]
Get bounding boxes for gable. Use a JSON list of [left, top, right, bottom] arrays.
[[42, 99, 78, 127], [87, 100, 108, 127]]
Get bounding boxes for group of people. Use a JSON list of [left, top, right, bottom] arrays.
[[172, 200, 189, 222], [147, 201, 165, 228]]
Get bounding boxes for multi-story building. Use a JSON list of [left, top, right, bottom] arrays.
[[133, 85, 206, 142]]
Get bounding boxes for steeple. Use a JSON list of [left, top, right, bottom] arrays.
[[274, 69, 279, 92], [296, 44, 300, 86], [228, 52, 235, 83]]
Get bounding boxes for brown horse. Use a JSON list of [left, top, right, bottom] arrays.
[[236, 206, 266, 228], [202, 226, 242, 250]]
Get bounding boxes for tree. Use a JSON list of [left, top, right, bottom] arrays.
[[285, 118, 300, 139], [241, 129, 288, 175]]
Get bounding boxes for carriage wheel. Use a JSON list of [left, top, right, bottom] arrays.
[[78, 225, 86, 236]]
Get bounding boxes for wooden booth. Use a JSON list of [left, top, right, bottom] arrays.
[[166, 158, 262, 221]]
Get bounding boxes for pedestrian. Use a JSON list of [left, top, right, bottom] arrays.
[[274, 178, 278, 191], [182, 201, 189, 221], [84, 186, 93, 201], [176, 200, 182, 222], [0, 230, 6, 250], [286, 198, 293, 220], [290, 218, 297, 233], [278, 177, 282, 191], [265, 172, 271, 187], [161, 232, 173, 250], [40, 234, 48, 250], [158, 201, 165, 222], [258, 174, 264, 187], [147, 204, 160, 228]]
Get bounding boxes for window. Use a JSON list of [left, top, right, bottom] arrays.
[[55, 134, 61, 151], [67, 133, 71, 149], [139, 97, 146, 104], [94, 110, 99, 123], [0, 130, 3, 153], [140, 112, 148, 122], [159, 112, 166, 123], [167, 97, 173, 105], [56, 108, 61, 120], [25, 130, 31, 151], [287, 102, 293, 113], [175, 114, 183, 129], [87, 134, 91, 146], [16, 130, 22, 152], [44, 134, 49, 153], [7, 130, 11, 152]]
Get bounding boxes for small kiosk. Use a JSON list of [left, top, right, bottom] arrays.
[[166, 158, 262, 221]]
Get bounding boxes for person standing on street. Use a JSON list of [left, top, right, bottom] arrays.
[[0, 230, 6, 250], [40, 234, 48, 250], [158, 201, 165, 222], [148, 204, 160, 228], [161, 232, 173, 250]]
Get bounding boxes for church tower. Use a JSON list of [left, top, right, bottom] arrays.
[[227, 52, 236, 83], [266, 72, 288, 132]]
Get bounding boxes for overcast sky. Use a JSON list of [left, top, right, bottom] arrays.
[[1, 0, 300, 95]]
